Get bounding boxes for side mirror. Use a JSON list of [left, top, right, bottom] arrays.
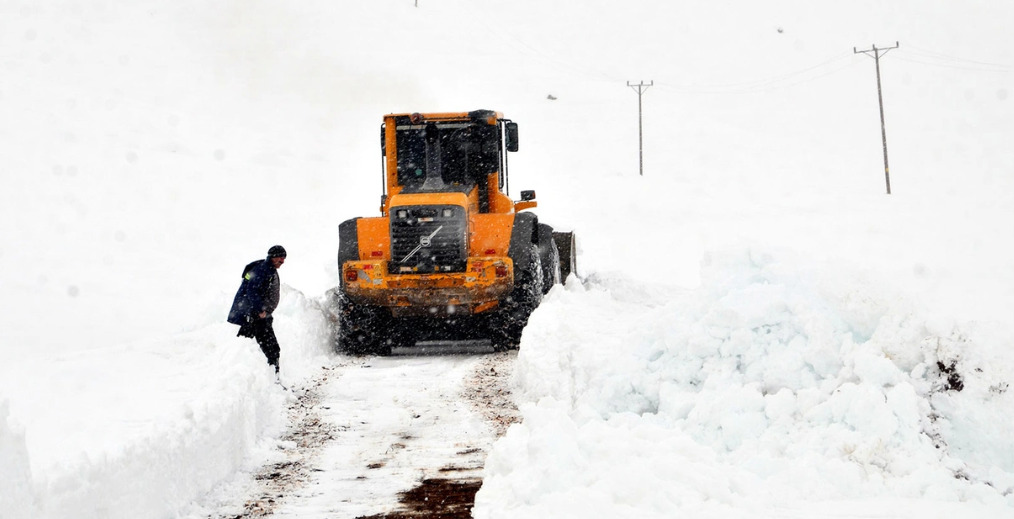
[[380, 124, 386, 157], [520, 190, 536, 201], [505, 122, 519, 152]]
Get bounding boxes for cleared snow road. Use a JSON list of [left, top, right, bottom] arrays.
[[213, 351, 516, 518]]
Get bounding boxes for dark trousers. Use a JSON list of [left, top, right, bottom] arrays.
[[238, 317, 280, 372]]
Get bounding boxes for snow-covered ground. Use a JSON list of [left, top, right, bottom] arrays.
[[2, 0, 1013, 517], [196, 353, 504, 519]]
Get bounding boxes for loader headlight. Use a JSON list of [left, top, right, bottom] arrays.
[[397, 209, 408, 219], [442, 208, 454, 218]]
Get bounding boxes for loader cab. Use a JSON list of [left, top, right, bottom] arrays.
[[396, 121, 498, 192], [381, 110, 517, 214]]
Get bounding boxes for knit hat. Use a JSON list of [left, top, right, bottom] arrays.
[[267, 245, 287, 258]]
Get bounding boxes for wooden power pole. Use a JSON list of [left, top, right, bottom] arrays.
[[627, 80, 653, 176], [854, 42, 899, 194]]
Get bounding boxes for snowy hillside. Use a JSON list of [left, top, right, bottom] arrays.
[[2, 0, 1013, 517]]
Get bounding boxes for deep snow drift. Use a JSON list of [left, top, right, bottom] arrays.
[[2, 0, 1013, 518], [478, 253, 1014, 518]]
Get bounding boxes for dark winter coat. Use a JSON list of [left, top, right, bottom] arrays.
[[227, 258, 280, 325]]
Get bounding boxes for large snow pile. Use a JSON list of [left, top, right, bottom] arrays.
[[1, 401, 33, 517], [0, 291, 333, 518], [477, 252, 1014, 518]]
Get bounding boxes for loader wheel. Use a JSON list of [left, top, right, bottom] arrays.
[[538, 224, 561, 294], [334, 288, 392, 356], [490, 243, 543, 351]]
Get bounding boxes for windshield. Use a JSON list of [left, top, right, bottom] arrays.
[[396, 122, 500, 191]]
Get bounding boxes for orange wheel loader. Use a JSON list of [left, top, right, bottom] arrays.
[[330, 110, 576, 355]]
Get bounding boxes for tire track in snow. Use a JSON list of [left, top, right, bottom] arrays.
[[214, 351, 517, 518]]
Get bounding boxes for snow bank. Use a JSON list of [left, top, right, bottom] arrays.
[[0, 288, 333, 519], [476, 251, 1014, 518], [0, 400, 34, 517]]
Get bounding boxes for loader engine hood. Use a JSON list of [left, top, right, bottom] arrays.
[[388, 193, 469, 274]]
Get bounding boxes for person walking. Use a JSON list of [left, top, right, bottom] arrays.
[[228, 245, 286, 373]]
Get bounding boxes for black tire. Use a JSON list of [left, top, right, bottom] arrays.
[[333, 288, 392, 356], [386, 322, 419, 351], [489, 243, 543, 351], [537, 224, 561, 294]]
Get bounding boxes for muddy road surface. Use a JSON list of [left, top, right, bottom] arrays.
[[210, 351, 519, 518]]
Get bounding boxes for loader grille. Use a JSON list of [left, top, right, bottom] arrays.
[[389, 205, 468, 273]]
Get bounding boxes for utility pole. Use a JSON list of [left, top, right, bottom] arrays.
[[854, 42, 899, 195], [627, 80, 652, 176]]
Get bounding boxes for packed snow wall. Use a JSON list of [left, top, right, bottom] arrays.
[[0, 400, 34, 518], [477, 250, 1014, 517]]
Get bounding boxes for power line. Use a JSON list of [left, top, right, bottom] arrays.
[[894, 55, 1012, 73], [854, 42, 899, 195], [656, 54, 855, 95], [904, 44, 1012, 70]]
